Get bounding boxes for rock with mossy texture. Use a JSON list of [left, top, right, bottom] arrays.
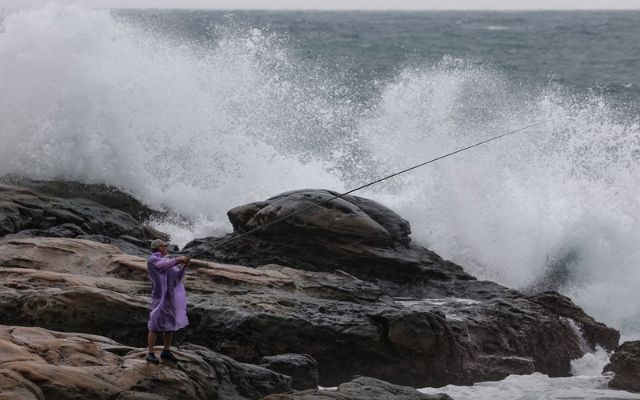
[[603, 341, 640, 392]]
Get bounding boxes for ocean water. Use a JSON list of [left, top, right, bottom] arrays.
[[1, 4, 640, 397]]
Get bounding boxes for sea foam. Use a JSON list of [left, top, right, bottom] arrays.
[[0, 4, 347, 229], [1, 4, 639, 342], [358, 61, 640, 340]]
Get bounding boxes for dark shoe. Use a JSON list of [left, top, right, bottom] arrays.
[[161, 349, 179, 363], [145, 352, 159, 364]]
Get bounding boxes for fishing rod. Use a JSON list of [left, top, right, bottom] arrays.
[[190, 120, 544, 256]]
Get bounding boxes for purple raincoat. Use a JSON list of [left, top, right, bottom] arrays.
[[147, 252, 189, 332]]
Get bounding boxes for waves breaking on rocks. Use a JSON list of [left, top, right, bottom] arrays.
[[1, 2, 640, 347]]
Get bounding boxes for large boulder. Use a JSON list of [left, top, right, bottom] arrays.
[[227, 189, 412, 246], [604, 341, 640, 392], [184, 189, 472, 284], [0, 325, 290, 400]]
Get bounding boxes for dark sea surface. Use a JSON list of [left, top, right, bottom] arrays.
[[116, 9, 640, 107]]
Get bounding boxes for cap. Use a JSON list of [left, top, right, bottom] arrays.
[[150, 239, 169, 250]]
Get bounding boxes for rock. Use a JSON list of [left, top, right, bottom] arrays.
[[0, 175, 162, 221], [260, 376, 453, 400], [604, 341, 640, 392], [183, 265, 459, 387], [0, 325, 290, 400], [527, 291, 620, 351], [114, 392, 169, 400], [0, 184, 164, 256], [396, 292, 602, 381], [260, 354, 319, 390], [228, 189, 412, 246], [0, 237, 150, 279], [185, 190, 472, 285], [0, 237, 619, 388], [182, 344, 292, 400], [0, 184, 622, 389], [183, 190, 620, 382], [0, 185, 141, 238], [0, 238, 151, 339], [0, 238, 460, 387], [0, 368, 44, 400]]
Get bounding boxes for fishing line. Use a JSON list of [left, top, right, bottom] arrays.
[[193, 120, 545, 254]]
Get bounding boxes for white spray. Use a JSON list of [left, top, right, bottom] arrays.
[[1, 5, 639, 341]]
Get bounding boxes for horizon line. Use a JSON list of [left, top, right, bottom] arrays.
[[2, 5, 640, 11], [71, 7, 640, 11]]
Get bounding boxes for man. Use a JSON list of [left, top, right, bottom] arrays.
[[146, 239, 190, 364]]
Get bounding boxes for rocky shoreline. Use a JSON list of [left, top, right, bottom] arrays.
[[0, 178, 636, 399]]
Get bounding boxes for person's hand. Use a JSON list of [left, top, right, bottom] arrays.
[[175, 256, 189, 264]]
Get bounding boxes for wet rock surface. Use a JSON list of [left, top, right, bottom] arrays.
[[0, 183, 163, 256], [185, 189, 473, 285], [184, 189, 619, 382], [0, 176, 162, 221], [0, 238, 460, 387], [0, 181, 622, 396], [259, 354, 319, 390], [604, 340, 640, 392], [261, 377, 453, 400]]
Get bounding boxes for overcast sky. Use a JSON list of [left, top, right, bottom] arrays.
[[1, 0, 640, 9]]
